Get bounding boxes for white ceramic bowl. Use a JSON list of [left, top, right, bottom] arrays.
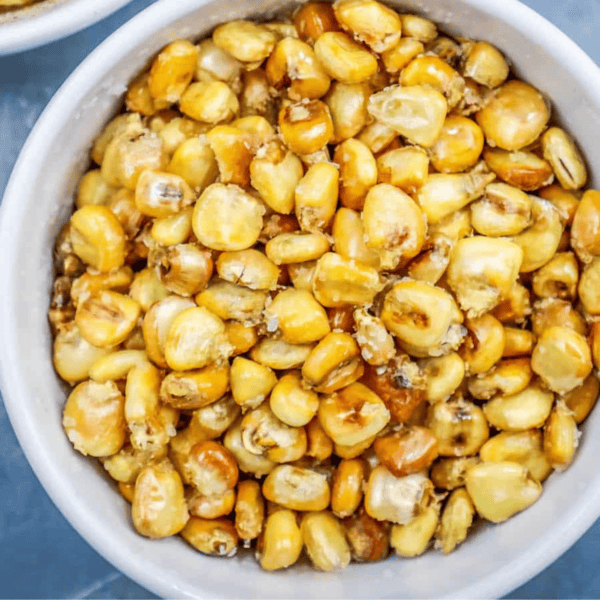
[[0, 0, 135, 56], [2, 0, 600, 597]]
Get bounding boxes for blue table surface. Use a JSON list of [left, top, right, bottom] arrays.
[[2, 0, 600, 598]]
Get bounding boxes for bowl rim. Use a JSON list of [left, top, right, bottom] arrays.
[[0, 0, 135, 56], [3, 0, 600, 597]]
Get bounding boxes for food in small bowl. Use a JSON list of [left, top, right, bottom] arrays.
[[49, 0, 598, 574], [4, 0, 600, 597]]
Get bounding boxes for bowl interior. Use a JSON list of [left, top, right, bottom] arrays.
[[2, 0, 600, 598]]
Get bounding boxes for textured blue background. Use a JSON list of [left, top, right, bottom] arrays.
[[2, 0, 600, 597]]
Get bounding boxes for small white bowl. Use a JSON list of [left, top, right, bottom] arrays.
[[0, 0, 135, 55], [2, 0, 600, 597]]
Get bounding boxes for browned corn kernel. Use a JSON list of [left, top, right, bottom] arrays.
[[205, 125, 254, 187], [250, 337, 314, 370], [400, 14, 437, 41], [126, 72, 163, 116], [76, 169, 117, 209], [235, 480, 265, 541], [319, 382, 390, 446], [118, 482, 135, 503], [532, 298, 587, 338], [266, 37, 330, 100], [53, 322, 111, 383], [287, 261, 317, 291], [417, 163, 495, 226], [420, 353, 465, 404], [401, 56, 464, 108], [195, 38, 243, 86], [250, 139, 304, 214], [390, 502, 439, 558], [579, 257, 600, 316], [192, 183, 265, 251], [531, 326, 592, 394], [331, 458, 367, 518], [259, 214, 300, 244], [258, 509, 303, 571], [483, 147, 554, 191], [503, 327, 535, 357], [150, 244, 213, 297], [70, 206, 126, 272], [471, 183, 532, 237], [312, 252, 382, 308], [182, 440, 239, 495], [148, 40, 198, 104], [360, 358, 426, 424], [74, 291, 141, 349], [306, 416, 334, 462], [447, 237, 523, 317], [159, 363, 229, 410], [468, 357, 532, 400], [129, 268, 169, 312], [479, 430, 552, 483], [265, 231, 330, 265], [343, 509, 389, 562], [265, 288, 330, 344], [279, 99, 334, 155], [240, 403, 307, 463], [465, 461, 542, 523], [229, 356, 277, 411], [543, 401, 579, 471], [571, 190, 600, 263], [196, 282, 267, 326], [314, 31, 378, 84], [325, 82, 370, 143], [539, 184, 581, 226], [91, 114, 131, 166], [224, 322, 260, 357], [216, 249, 279, 292], [263, 465, 330, 511], [356, 120, 398, 154], [270, 371, 319, 427], [132, 459, 189, 538], [326, 306, 355, 333], [223, 418, 276, 477], [332, 208, 380, 269], [365, 466, 433, 524], [541, 127, 587, 190], [564, 375, 600, 424], [62, 380, 126, 457], [181, 517, 238, 556], [476, 81, 549, 151], [460, 314, 505, 375], [134, 170, 194, 219], [430, 457, 480, 490], [333, 138, 377, 211], [374, 427, 439, 477], [434, 487, 474, 554], [106, 189, 146, 240], [353, 308, 395, 366], [532, 252, 578, 300], [483, 383, 554, 431], [368, 84, 448, 148], [141, 295, 195, 368], [294, 1, 340, 43], [426, 397, 489, 457], [334, 435, 376, 459], [295, 163, 339, 232], [70, 267, 133, 307], [102, 125, 168, 191], [168, 136, 219, 192], [511, 198, 563, 273], [593, 322, 600, 369], [301, 511, 351, 571], [164, 306, 233, 371], [362, 184, 426, 270], [407, 235, 454, 285], [213, 20, 277, 62], [187, 489, 236, 520], [376, 146, 429, 195], [381, 280, 464, 356]]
